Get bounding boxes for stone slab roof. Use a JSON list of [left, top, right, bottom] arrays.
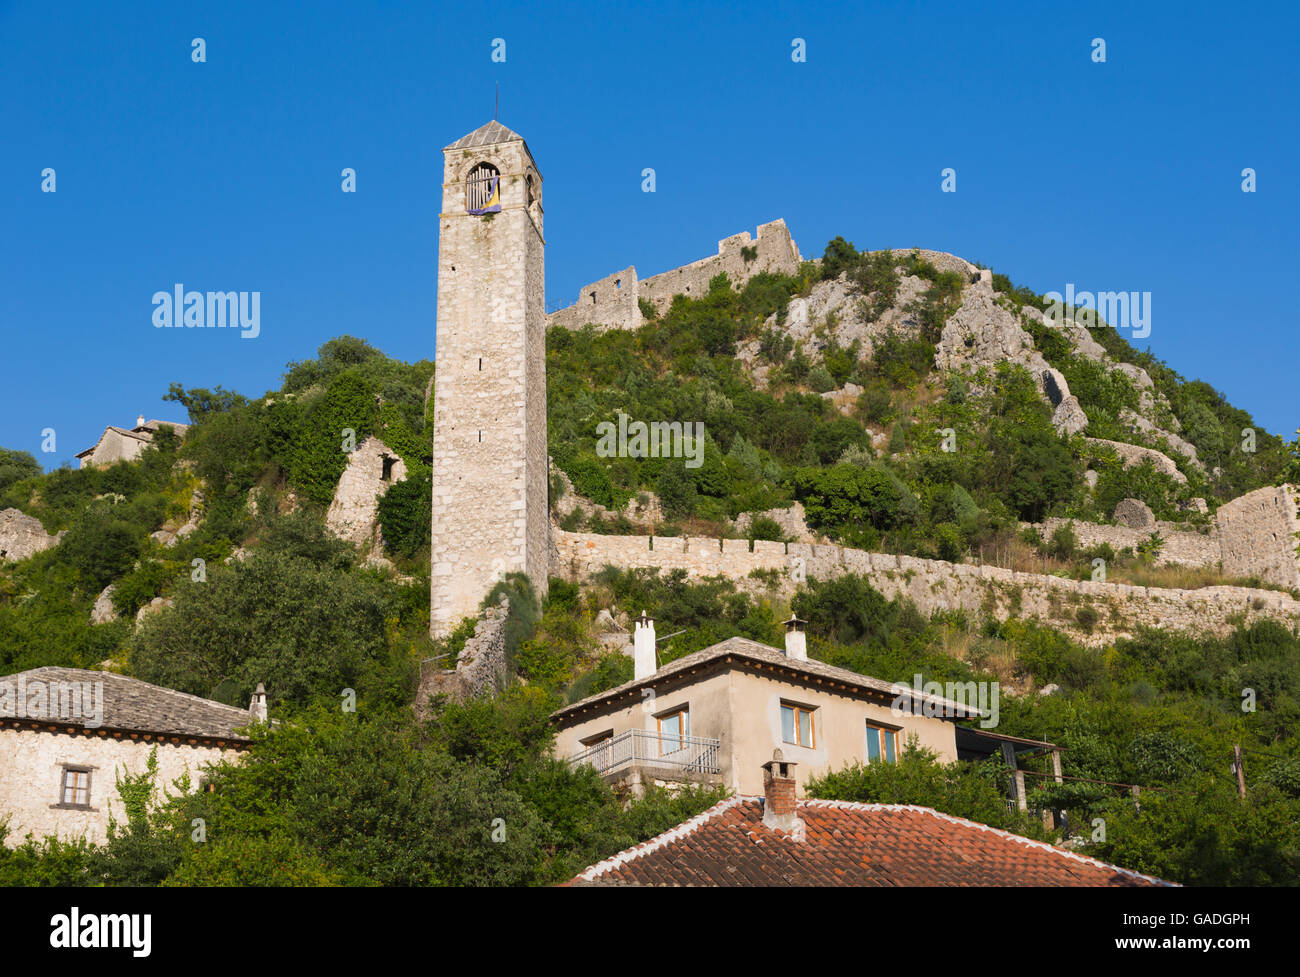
[[570, 797, 1172, 887], [135, 419, 190, 435], [445, 120, 523, 150], [0, 667, 253, 741], [551, 635, 982, 723], [75, 420, 188, 459]]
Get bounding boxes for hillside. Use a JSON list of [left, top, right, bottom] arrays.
[[1, 236, 1299, 886]]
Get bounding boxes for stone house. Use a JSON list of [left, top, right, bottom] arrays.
[[0, 667, 263, 846], [75, 415, 190, 469], [552, 616, 1054, 800]]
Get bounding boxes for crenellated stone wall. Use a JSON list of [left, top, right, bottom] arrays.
[[551, 529, 1300, 646]]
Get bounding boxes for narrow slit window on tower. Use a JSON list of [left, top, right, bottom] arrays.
[[466, 162, 501, 214], [381, 456, 396, 482], [590, 292, 597, 304]]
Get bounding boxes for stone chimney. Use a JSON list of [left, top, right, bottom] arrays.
[[249, 682, 268, 722], [633, 610, 656, 680], [761, 749, 805, 839], [783, 615, 808, 661]]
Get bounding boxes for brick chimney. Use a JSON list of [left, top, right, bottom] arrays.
[[249, 682, 268, 722], [633, 611, 656, 680], [783, 614, 808, 661], [761, 749, 805, 838]]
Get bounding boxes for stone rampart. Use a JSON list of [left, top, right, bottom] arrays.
[[1028, 485, 1300, 589], [546, 220, 802, 331], [1034, 518, 1221, 568], [548, 266, 641, 332], [1216, 485, 1300, 590], [551, 529, 1300, 646]]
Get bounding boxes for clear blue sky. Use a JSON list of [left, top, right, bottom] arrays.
[[3, 0, 1296, 469]]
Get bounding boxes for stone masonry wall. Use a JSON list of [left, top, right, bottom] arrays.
[[431, 131, 549, 637], [551, 529, 1300, 646], [639, 219, 802, 314], [1029, 484, 1300, 589], [1216, 485, 1300, 590], [326, 437, 408, 549], [546, 219, 802, 332], [0, 729, 241, 846], [415, 597, 509, 715], [548, 266, 640, 332], [1034, 518, 1221, 568]]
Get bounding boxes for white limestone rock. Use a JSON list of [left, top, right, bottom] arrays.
[[90, 585, 118, 624], [0, 508, 63, 562]]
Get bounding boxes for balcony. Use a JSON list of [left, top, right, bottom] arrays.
[[568, 729, 721, 790]]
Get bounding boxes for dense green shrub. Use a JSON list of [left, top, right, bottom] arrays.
[[377, 470, 432, 557]]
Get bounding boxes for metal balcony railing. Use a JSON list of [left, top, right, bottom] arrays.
[[568, 729, 721, 778]]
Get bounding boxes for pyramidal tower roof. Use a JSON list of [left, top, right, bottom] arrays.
[[445, 120, 524, 150]]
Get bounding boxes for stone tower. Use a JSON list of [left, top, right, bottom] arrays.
[[430, 120, 548, 637]]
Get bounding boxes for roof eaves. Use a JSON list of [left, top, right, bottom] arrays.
[[799, 800, 1176, 886], [573, 796, 749, 882], [552, 640, 982, 720]]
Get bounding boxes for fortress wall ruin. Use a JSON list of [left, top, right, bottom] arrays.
[[552, 529, 1300, 646], [546, 220, 802, 332], [1027, 485, 1300, 588], [1216, 485, 1300, 590], [1033, 518, 1221, 569], [547, 266, 641, 333]]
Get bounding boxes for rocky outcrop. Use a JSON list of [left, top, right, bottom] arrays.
[[326, 438, 408, 550], [935, 280, 1091, 436], [0, 509, 64, 562], [135, 596, 173, 624], [90, 586, 118, 624], [1085, 437, 1187, 484], [1113, 498, 1156, 530], [1119, 409, 1202, 471], [734, 503, 814, 542]]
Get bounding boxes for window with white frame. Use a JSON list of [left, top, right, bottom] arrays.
[[60, 766, 91, 807]]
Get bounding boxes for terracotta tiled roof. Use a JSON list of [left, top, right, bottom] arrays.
[[0, 667, 254, 741], [552, 635, 982, 723], [570, 797, 1171, 887]]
